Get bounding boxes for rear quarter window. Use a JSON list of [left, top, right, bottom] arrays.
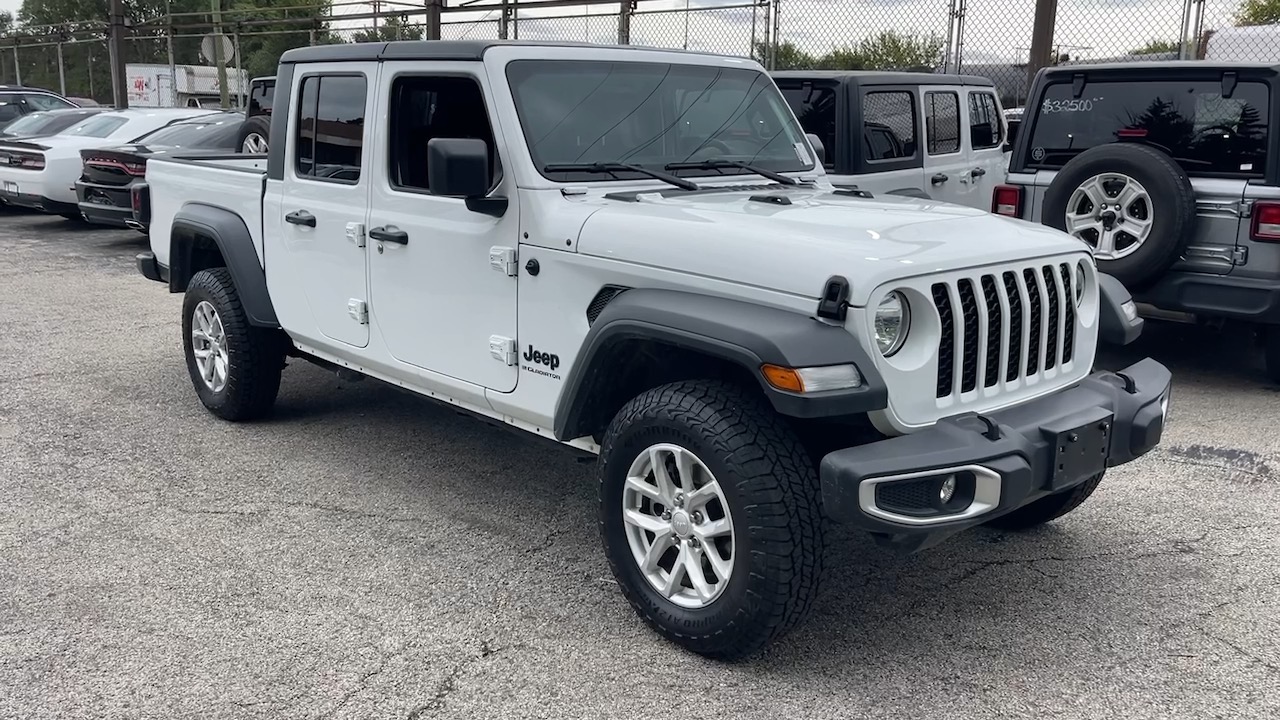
[[1026, 79, 1270, 177]]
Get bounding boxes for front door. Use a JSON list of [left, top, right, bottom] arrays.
[[366, 63, 520, 392], [921, 86, 974, 207], [274, 64, 375, 348]]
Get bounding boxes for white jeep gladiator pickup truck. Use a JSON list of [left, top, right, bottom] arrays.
[[136, 40, 1172, 660]]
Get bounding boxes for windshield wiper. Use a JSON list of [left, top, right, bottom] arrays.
[[542, 162, 700, 191], [664, 159, 801, 186]]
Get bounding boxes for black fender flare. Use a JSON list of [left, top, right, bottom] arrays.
[[887, 187, 931, 200], [1097, 271, 1143, 346], [553, 288, 889, 440], [168, 202, 279, 328]]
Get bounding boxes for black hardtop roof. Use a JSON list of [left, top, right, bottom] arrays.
[[770, 69, 993, 88], [1041, 60, 1280, 75], [280, 39, 745, 65]]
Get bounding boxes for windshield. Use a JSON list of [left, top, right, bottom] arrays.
[[60, 115, 129, 139], [1027, 78, 1270, 177], [506, 60, 815, 182], [134, 116, 242, 149]]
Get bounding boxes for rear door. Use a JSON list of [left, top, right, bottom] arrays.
[[920, 86, 973, 207], [271, 63, 375, 348], [966, 87, 1007, 209]]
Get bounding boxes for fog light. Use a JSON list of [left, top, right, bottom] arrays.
[[939, 475, 957, 503]]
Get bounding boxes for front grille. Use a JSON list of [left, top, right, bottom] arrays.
[[932, 262, 1079, 400]]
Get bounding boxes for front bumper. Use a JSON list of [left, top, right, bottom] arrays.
[[820, 357, 1171, 551]]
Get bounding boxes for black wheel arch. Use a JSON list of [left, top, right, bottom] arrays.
[[553, 288, 888, 442], [168, 203, 279, 328]]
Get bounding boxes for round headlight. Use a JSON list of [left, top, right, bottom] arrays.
[[875, 291, 910, 356], [1075, 261, 1087, 306]]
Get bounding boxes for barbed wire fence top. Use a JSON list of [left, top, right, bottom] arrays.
[[0, 1, 1273, 108]]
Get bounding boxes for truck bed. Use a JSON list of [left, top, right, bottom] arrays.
[[146, 154, 267, 270]]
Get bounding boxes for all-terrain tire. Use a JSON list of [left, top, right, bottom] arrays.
[[985, 472, 1105, 531], [182, 268, 284, 421], [1043, 143, 1195, 290], [598, 380, 824, 660]]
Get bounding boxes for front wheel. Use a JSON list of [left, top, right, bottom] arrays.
[[984, 472, 1105, 531], [598, 381, 824, 660], [182, 268, 284, 421]]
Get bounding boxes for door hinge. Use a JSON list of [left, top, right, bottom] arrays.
[[489, 335, 517, 365], [1234, 246, 1249, 264], [346, 222, 366, 248], [347, 299, 369, 324], [489, 246, 518, 276]]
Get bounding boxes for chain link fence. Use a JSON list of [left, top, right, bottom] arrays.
[[0, 1, 1276, 108]]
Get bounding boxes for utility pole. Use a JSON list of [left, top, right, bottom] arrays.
[[108, 0, 129, 108], [1026, 0, 1058, 90], [424, 0, 442, 40], [211, 0, 229, 109]]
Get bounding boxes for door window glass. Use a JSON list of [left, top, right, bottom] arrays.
[[295, 74, 367, 183], [969, 91, 1002, 149], [862, 91, 916, 161], [388, 76, 498, 192], [925, 91, 960, 155]]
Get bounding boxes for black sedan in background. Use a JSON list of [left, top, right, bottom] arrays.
[[76, 111, 243, 229], [0, 108, 109, 140]]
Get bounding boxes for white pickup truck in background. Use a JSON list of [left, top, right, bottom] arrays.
[[135, 39, 1171, 660]]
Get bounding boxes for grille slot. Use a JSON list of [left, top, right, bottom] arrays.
[[932, 284, 955, 398], [933, 262, 1079, 400]]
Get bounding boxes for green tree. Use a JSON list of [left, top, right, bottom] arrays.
[[1129, 39, 1178, 55], [820, 31, 944, 70], [757, 41, 817, 70], [5, 0, 335, 99], [1237, 0, 1280, 26], [351, 15, 424, 43], [753, 32, 943, 71]]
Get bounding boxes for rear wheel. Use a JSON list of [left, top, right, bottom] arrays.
[[985, 473, 1104, 531], [598, 381, 824, 660], [236, 115, 270, 154], [182, 268, 285, 421]]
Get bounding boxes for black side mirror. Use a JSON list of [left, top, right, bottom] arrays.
[[426, 137, 507, 217], [805, 132, 825, 166]]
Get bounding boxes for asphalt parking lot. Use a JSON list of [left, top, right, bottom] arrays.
[[1, 212, 1277, 719]]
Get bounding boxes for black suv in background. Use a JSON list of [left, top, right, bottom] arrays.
[[998, 62, 1280, 381], [235, 76, 274, 153]]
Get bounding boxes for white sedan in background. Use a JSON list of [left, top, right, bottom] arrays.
[[0, 108, 221, 220]]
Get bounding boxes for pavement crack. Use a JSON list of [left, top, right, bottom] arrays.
[[406, 640, 510, 719], [1201, 630, 1280, 673], [280, 501, 425, 524], [314, 646, 400, 720]]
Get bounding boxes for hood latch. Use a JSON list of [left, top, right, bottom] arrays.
[[816, 275, 851, 322]]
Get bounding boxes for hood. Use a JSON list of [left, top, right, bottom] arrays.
[[573, 185, 1089, 306]]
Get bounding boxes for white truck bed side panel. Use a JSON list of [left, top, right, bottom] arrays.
[[146, 157, 267, 268]]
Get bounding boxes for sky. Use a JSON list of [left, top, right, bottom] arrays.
[[0, 0, 1257, 66]]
